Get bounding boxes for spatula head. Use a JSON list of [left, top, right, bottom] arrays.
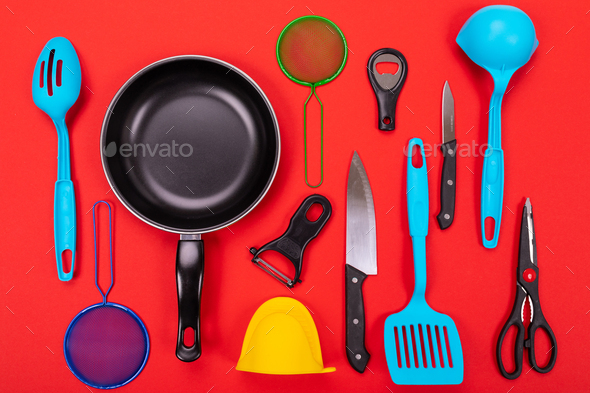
[[384, 305, 464, 385]]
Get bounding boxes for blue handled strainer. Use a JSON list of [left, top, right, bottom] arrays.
[[64, 201, 149, 389]]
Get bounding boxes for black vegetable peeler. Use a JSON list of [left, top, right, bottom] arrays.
[[249, 194, 332, 288]]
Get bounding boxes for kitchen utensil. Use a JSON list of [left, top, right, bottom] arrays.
[[32, 37, 81, 281], [236, 297, 335, 374], [277, 15, 347, 188], [384, 138, 464, 385], [345, 151, 377, 373], [496, 199, 557, 379], [437, 81, 456, 230], [249, 194, 332, 288], [64, 201, 149, 389], [456, 5, 538, 248], [367, 48, 408, 130], [101, 56, 280, 362]]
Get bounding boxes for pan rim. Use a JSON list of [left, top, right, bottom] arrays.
[[100, 55, 281, 235]]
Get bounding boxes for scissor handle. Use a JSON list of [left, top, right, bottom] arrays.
[[527, 303, 558, 373], [496, 286, 526, 379]]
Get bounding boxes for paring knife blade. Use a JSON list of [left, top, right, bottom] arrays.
[[437, 81, 457, 230], [345, 151, 376, 373]]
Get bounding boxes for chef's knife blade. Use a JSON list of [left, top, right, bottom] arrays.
[[437, 81, 457, 230], [346, 151, 376, 373]]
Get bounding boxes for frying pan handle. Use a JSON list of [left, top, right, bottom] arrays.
[[176, 238, 204, 362]]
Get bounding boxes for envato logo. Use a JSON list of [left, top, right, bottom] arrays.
[[102, 141, 194, 158], [403, 141, 491, 158]]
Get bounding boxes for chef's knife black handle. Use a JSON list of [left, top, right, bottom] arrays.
[[345, 264, 370, 373], [437, 140, 456, 230]]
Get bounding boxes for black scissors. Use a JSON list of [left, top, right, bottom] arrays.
[[496, 198, 557, 379]]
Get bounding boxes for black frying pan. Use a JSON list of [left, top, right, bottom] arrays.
[[100, 56, 280, 362]]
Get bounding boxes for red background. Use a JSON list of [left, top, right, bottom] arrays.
[[2, 0, 589, 392]]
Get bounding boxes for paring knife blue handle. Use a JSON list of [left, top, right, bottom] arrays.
[[407, 138, 429, 302]]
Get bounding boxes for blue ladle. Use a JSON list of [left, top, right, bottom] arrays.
[[457, 5, 538, 248], [32, 37, 81, 280]]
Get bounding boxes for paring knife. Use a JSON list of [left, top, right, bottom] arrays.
[[346, 151, 377, 373], [436, 81, 456, 229]]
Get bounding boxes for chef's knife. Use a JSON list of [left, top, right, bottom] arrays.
[[346, 151, 377, 373], [437, 81, 456, 229]]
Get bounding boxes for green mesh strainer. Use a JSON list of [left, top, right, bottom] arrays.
[[277, 15, 347, 188]]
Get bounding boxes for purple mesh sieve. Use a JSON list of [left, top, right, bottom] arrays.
[[64, 201, 149, 389]]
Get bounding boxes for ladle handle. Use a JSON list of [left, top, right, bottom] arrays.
[[481, 148, 504, 248]]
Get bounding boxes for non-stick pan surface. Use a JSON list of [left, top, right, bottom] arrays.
[[101, 56, 280, 361], [102, 56, 279, 233]]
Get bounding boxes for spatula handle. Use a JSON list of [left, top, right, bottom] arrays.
[[407, 138, 429, 237], [407, 138, 429, 301]]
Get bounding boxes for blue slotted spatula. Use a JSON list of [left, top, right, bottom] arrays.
[[32, 37, 81, 281], [384, 138, 464, 385]]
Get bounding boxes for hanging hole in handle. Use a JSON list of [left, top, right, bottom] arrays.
[[500, 324, 519, 374], [183, 327, 195, 348], [411, 144, 423, 168], [382, 117, 391, 125], [532, 326, 554, 369], [376, 61, 399, 75], [484, 217, 496, 241], [61, 249, 72, 274], [305, 203, 324, 222]]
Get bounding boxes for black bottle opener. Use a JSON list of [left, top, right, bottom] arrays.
[[367, 48, 408, 131], [249, 194, 332, 288]]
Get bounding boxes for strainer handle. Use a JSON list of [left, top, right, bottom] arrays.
[[92, 201, 114, 304]]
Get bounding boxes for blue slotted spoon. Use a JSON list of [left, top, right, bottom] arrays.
[[384, 138, 464, 385], [32, 37, 81, 281]]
